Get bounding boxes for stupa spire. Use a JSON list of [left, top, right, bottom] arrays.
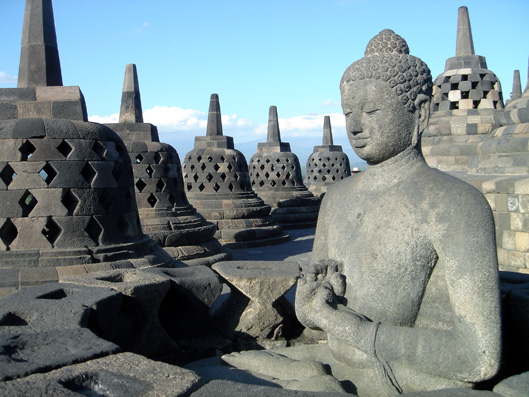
[[455, 6, 475, 57], [322, 116, 333, 145], [267, 106, 281, 143], [206, 93, 223, 136], [18, 0, 63, 87], [511, 70, 522, 101], [119, 64, 143, 123], [525, 57, 529, 93]]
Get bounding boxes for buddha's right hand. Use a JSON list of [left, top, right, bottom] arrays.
[[295, 260, 345, 329]]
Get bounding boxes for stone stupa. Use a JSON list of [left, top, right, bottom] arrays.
[[106, 64, 230, 266], [182, 94, 289, 248], [248, 106, 320, 228], [0, 0, 174, 297], [304, 116, 351, 197]]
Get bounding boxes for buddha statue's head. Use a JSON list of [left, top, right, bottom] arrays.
[[340, 30, 433, 164]]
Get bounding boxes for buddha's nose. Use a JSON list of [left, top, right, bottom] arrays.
[[347, 114, 362, 135]]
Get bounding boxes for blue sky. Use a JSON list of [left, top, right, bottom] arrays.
[[1, 0, 528, 166]]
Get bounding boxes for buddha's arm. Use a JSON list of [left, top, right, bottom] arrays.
[[314, 193, 501, 382]]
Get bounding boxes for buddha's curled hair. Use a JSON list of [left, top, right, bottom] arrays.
[[340, 29, 433, 112]]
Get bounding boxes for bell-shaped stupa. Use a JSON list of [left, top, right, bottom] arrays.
[[182, 94, 289, 248], [106, 65, 230, 266], [0, 0, 174, 297], [248, 106, 320, 228], [304, 116, 351, 198], [428, 7, 504, 139]]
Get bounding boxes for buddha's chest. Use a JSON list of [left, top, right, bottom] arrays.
[[326, 191, 437, 323]]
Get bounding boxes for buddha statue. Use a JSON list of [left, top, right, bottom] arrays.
[[222, 30, 501, 396]]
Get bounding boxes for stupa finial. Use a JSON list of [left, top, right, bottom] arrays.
[[456, 6, 475, 57], [267, 106, 281, 143], [206, 93, 223, 136], [322, 116, 333, 145], [18, 0, 63, 87], [525, 56, 529, 93], [511, 70, 522, 101], [119, 64, 143, 123]]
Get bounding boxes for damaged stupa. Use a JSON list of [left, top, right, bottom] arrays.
[[304, 115, 351, 197], [182, 94, 289, 248], [106, 64, 230, 266], [0, 0, 175, 297], [248, 106, 320, 228]]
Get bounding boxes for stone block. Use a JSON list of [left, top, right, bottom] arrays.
[[29, 188, 69, 217], [17, 102, 52, 118], [469, 89, 484, 101], [487, 90, 500, 101], [484, 194, 495, 211], [516, 232, 529, 252], [0, 103, 18, 119], [493, 372, 529, 397], [496, 212, 512, 231], [19, 266, 59, 286], [0, 87, 36, 101], [8, 161, 47, 189], [515, 179, 529, 194], [52, 101, 86, 121], [478, 99, 495, 109], [46, 161, 92, 189], [478, 80, 493, 91], [458, 81, 472, 92], [477, 124, 492, 134], [496, 194, 508, 212], [35, 86, 83, 101], [459, 99, 474, 109], [519, 195, 529, 213], [448, 91, 461, 102]]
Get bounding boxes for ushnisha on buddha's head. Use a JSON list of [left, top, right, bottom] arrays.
[[340, 29, 433, 165]]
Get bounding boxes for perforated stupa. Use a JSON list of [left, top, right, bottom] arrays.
[[304, 116, 351, 197], [106, 65, 230, 266], [182, 94, 288, 248], [248, 107, 320, 228]]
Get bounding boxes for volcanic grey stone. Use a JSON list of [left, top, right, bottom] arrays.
[[0, 352, 202, 396], [212, 261, 300, 341], [305, 116, 351, 197], [493, 371, 529, 397], [183, 95, 289, 248], [0, 282, 122, 381], [248, 106, 320, 228], [17, 0, 63, 88], [106, 65, 229, 267], [223, 30, 501, 396]]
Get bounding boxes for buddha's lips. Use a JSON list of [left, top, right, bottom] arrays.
[[351, 138, 369, 148]]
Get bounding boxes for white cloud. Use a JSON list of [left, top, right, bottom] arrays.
[[89, 113, 119, 123], [0, 71, 17, 85]]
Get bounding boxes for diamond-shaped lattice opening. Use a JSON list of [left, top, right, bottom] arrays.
[[213, 183, 220, 192], [147, 193, 158, 208], [322, 163, 327, 168], [213, 163, 220, 172], [187, 183, 193, 191], [276, 172, 281, 178], [265, 159, 271, 164], [136, 179, 147, 192], [0, 219, 17, 248], [19, 190, 38, 216], [57, 140, 72, 158], [92, 141, 106, 159], [190, 164, 195, 171], [332, 176, 337, 181], [39, 163, 57, 185], [156, 179, 166, 192], [276, 158, 281, 163], [42, 217, 61, 245], [259, 180, 265, 187], [168, 193, 176, 205], [207, 156, 213, 163], [196, 155, 202, 162], [112, 164, 123, 184], [228, 182, 234, 191], [281, 180, 287, 186], [0, 312, 30, 326], [85, 217, 102, 245], [153, 152, 161, 164], [61, 189, 79, 215], [81, 163, 96, 185], [19, 140, 36, 161], [264, 172, 270, 179], [226, 164, 233, 172], [200, 163, 207, 171], [0, 164, 16, 187], [271, 180, 276, 187], [281, 164, 286, 170], [206, 173, 213, 183], [285, 172, 291, 179], [286, 158, 290, 163], [220, 173, 227, 181], [220, 155, 225, 162], [135, 154, 144, 164], [234, 173, 239, 181], [322, 176, 327, 182], [145, 165, 154, 177], [99, 189, 113, 212], [259, 165, 265, 171], [198, 183, 205, 192], [193, 174, 199, 183]]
